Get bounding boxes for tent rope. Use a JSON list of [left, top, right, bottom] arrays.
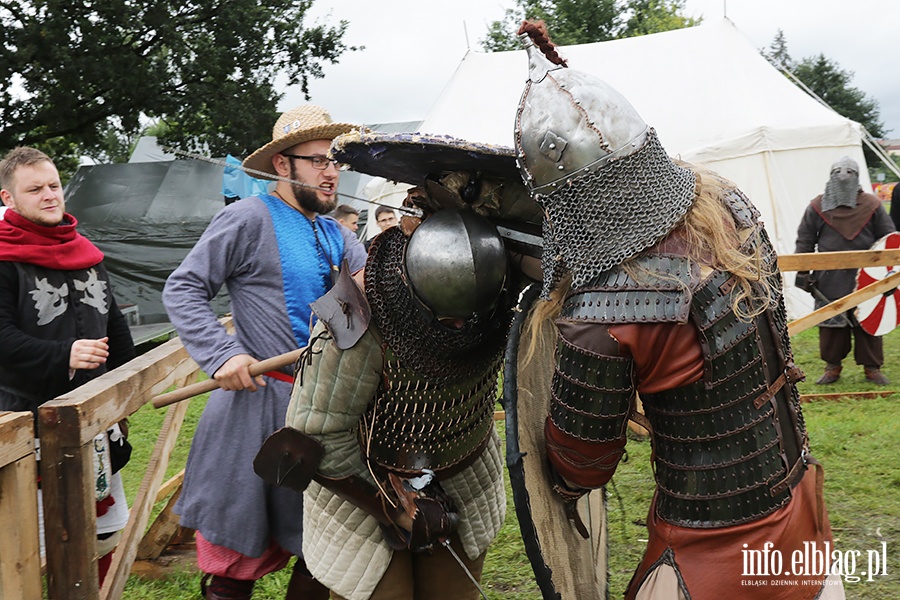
[[778, 67, 900, 180], [161, 146, 423, 217]]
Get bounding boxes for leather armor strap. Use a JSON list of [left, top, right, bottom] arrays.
[[753, 364, 804, 410], [768, 450, 807, 496]]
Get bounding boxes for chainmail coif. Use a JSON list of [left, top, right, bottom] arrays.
[[535, 130, 697, 297]]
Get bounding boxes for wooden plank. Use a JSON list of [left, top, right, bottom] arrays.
[[41, 317, 233, 445], [100, 398, 191, 600], [800, 390, 897, 403], [0, 414, 41, 600], [777, 249, 900, 272], [38, 404, 99, 600], [0, 412, 36, 467], [136, 485, 183, 560], [788, 271, 900, 336], [155, 469, 185, 504]]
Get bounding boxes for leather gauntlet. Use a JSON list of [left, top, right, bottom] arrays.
[[380, 472, 460, 554]]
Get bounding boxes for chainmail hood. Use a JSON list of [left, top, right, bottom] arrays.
[[514, 31, 696, 296], [822, 155, 860, 211]]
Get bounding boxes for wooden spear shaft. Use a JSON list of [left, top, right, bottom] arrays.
[[787, 271, 900, 336], [151, 347, 306, 409]]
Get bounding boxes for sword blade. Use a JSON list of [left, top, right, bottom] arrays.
[[442, 539, 489, 600]]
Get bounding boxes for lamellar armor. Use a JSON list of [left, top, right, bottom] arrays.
[[553, 191, 809, 528], [362, 212, 511, 479]]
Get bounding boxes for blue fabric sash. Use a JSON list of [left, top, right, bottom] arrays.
[[259, 194, 344, 343]]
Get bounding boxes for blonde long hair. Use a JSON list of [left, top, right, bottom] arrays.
[[522, 164, 777, 363]]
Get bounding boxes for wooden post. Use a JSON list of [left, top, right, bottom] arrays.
[[39, 404, 100, 600], [100, 389, 193, 600], [0, 412, 42, 600]]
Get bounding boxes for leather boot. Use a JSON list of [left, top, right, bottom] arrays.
[[201, 573, 254, 600], [285, 559, 330, 600], [816, 364, 842, 385], [864, 367, 890, 386]]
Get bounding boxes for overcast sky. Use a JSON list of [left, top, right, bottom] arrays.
[[288, 0, 900, 139]]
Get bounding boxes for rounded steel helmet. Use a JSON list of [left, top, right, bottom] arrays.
[[405, 209, 507, 319]]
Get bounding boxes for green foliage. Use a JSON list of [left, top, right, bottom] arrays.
[[620, 0, 699, 38], [480, 0, 699, 52], [793, 55, 885, 140], [761, 31, 886, 166], [0, 0, 357, 161], [760, 28, 793, 70]]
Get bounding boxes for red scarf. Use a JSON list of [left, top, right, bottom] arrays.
[[0, 209, 104, 270]]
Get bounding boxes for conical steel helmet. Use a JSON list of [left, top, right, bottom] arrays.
[[513, 23, 696, 293]]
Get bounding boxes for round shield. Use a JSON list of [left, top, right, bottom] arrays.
[[855, 231, 900, 336], [331, 130, 521, 186], [503, 284, 608, 599]]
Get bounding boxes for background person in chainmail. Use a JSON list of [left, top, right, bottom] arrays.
[[794, 156, 895, 385], [278, 206, 511, 600], [513, 21, 843, 599]]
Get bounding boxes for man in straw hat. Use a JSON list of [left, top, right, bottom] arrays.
[[163, 105, 366, 599]]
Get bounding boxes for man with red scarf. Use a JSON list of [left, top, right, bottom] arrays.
[[0, 146, 135, 584]]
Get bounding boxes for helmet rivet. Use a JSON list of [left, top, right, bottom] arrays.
[[557, 165, 565, 171], [548, 143, 556, 150]]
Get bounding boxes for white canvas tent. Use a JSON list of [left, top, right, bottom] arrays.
[[419, 18, 871, 314]]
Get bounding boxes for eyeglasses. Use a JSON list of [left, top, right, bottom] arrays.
[[281, 153, 347, 171]]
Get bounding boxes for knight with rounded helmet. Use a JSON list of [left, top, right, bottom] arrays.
[[259, 200, 512, 600]]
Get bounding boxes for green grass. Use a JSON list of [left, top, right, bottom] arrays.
[[120, 328, 900, 599]]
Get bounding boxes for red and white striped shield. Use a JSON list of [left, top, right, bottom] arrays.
[[855, 232, 900, 336]]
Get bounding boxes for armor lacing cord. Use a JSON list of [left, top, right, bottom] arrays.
[[361, 407, 399, 511], [293, 329, 332, 387]]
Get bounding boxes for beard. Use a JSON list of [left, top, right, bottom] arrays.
[[290, 162, 337, 214]]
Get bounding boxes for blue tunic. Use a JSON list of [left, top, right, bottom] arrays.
[[163, 195, 366, 558]]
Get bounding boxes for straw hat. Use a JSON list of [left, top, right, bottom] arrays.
[[242, 105, 358, 179]]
